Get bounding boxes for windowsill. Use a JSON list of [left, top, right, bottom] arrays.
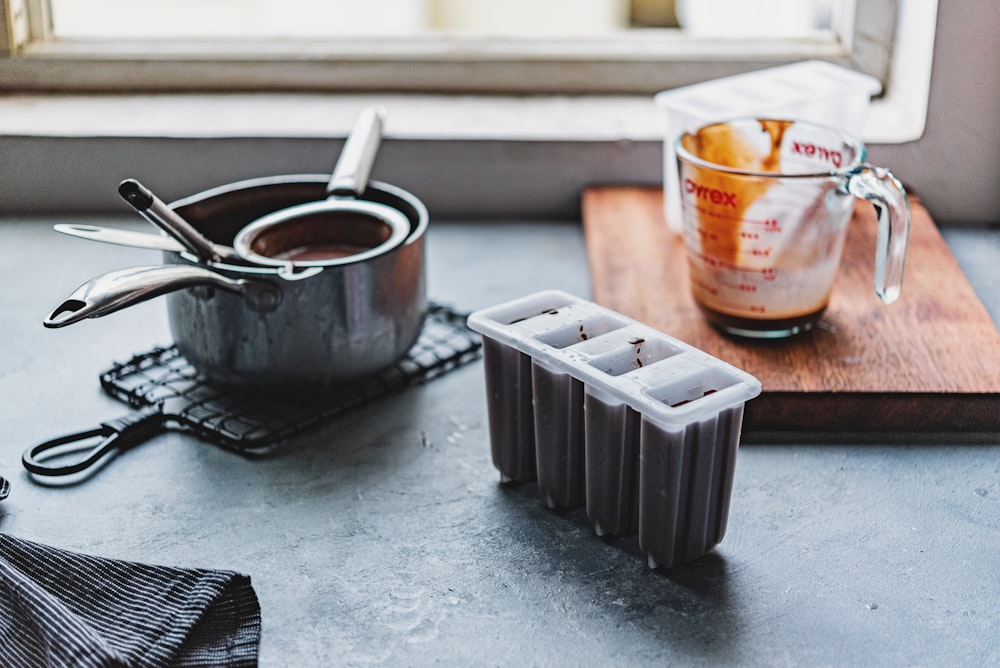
[[0, 90, 921, 143], [0, 93, 660, 141], [0, 90, 930, 219]]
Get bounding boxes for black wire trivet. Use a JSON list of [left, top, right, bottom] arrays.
[[99, 303, 482, 456]]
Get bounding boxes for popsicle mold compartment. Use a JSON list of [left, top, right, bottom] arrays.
[[468, 290, 762, 569], [655, 60, 882, 234]]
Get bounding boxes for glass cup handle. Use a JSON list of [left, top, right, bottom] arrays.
[[843, 164, 912, 304]]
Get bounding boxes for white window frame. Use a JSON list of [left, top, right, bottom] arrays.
[[0, 0, 936, 148], [2, 0, 898, 96]]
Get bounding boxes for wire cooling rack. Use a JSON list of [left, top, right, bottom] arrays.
[[99, 303, 482, 456]]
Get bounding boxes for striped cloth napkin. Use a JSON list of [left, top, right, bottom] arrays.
[[0, 534, 260, 667]]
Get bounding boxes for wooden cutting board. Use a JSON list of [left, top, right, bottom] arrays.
[[582, 186, 1000, 434]]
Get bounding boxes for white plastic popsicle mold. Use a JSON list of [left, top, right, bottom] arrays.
[[655, 60, 883, 234], [467, 290, 762, 569]]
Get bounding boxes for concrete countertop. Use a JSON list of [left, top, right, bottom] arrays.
[[0, 216, 998, 666]]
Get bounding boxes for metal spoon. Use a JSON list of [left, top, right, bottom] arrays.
[[118, 178, 244, 264], [53, 223, 185, 252]]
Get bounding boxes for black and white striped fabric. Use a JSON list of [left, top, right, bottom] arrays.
[[0, 534, 260, 667]]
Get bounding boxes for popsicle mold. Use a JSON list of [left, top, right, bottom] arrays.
[[468, 290, 762, 569]]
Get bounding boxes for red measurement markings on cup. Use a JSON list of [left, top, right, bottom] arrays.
[[692, 274, 769, 314], [681, 200, 747, 228], [690, 249, 742, 271], [697, 228, 740, 250], [741, 218, 782, 232], [743, 246, 774, 259], [716, 278, 759, 293]]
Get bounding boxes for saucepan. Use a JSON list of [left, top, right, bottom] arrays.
[[113, 107, 411, 274], [44, 175, 429, 387]]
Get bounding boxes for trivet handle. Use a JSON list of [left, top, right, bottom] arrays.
[[22, 406, 166, 479]]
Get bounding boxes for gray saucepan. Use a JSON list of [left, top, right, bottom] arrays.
[[44, 176, 428, 387]]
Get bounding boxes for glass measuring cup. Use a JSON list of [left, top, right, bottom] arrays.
[[675, 118, 910, 338]]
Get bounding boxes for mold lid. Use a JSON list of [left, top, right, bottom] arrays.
[[653, 60, 882, 117]]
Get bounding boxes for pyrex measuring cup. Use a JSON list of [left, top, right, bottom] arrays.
[[675, 117, 910, 338]]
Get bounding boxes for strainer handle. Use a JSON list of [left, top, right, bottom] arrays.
[[327, 107, 386, 198]]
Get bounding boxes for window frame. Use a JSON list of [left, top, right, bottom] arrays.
[[0, 0, 899, 96]]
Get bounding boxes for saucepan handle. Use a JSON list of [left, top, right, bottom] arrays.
[[43, 264, 265, 328]]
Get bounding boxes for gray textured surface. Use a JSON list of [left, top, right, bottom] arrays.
[[1, 217, 998, 666]]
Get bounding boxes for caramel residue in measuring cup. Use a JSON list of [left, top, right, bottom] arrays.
[[757, 119, 792, 172], [681, 119, 793, 268]]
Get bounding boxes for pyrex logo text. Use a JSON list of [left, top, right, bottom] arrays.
[[792, 141, 843, 169], [684, 180, 737, 208]]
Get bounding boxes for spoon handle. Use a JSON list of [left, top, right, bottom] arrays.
[[119, 178, 229, 264], [54, 223, 185, 252]]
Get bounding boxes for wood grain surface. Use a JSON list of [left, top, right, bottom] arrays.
[[582, 186, 1000, 433]]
